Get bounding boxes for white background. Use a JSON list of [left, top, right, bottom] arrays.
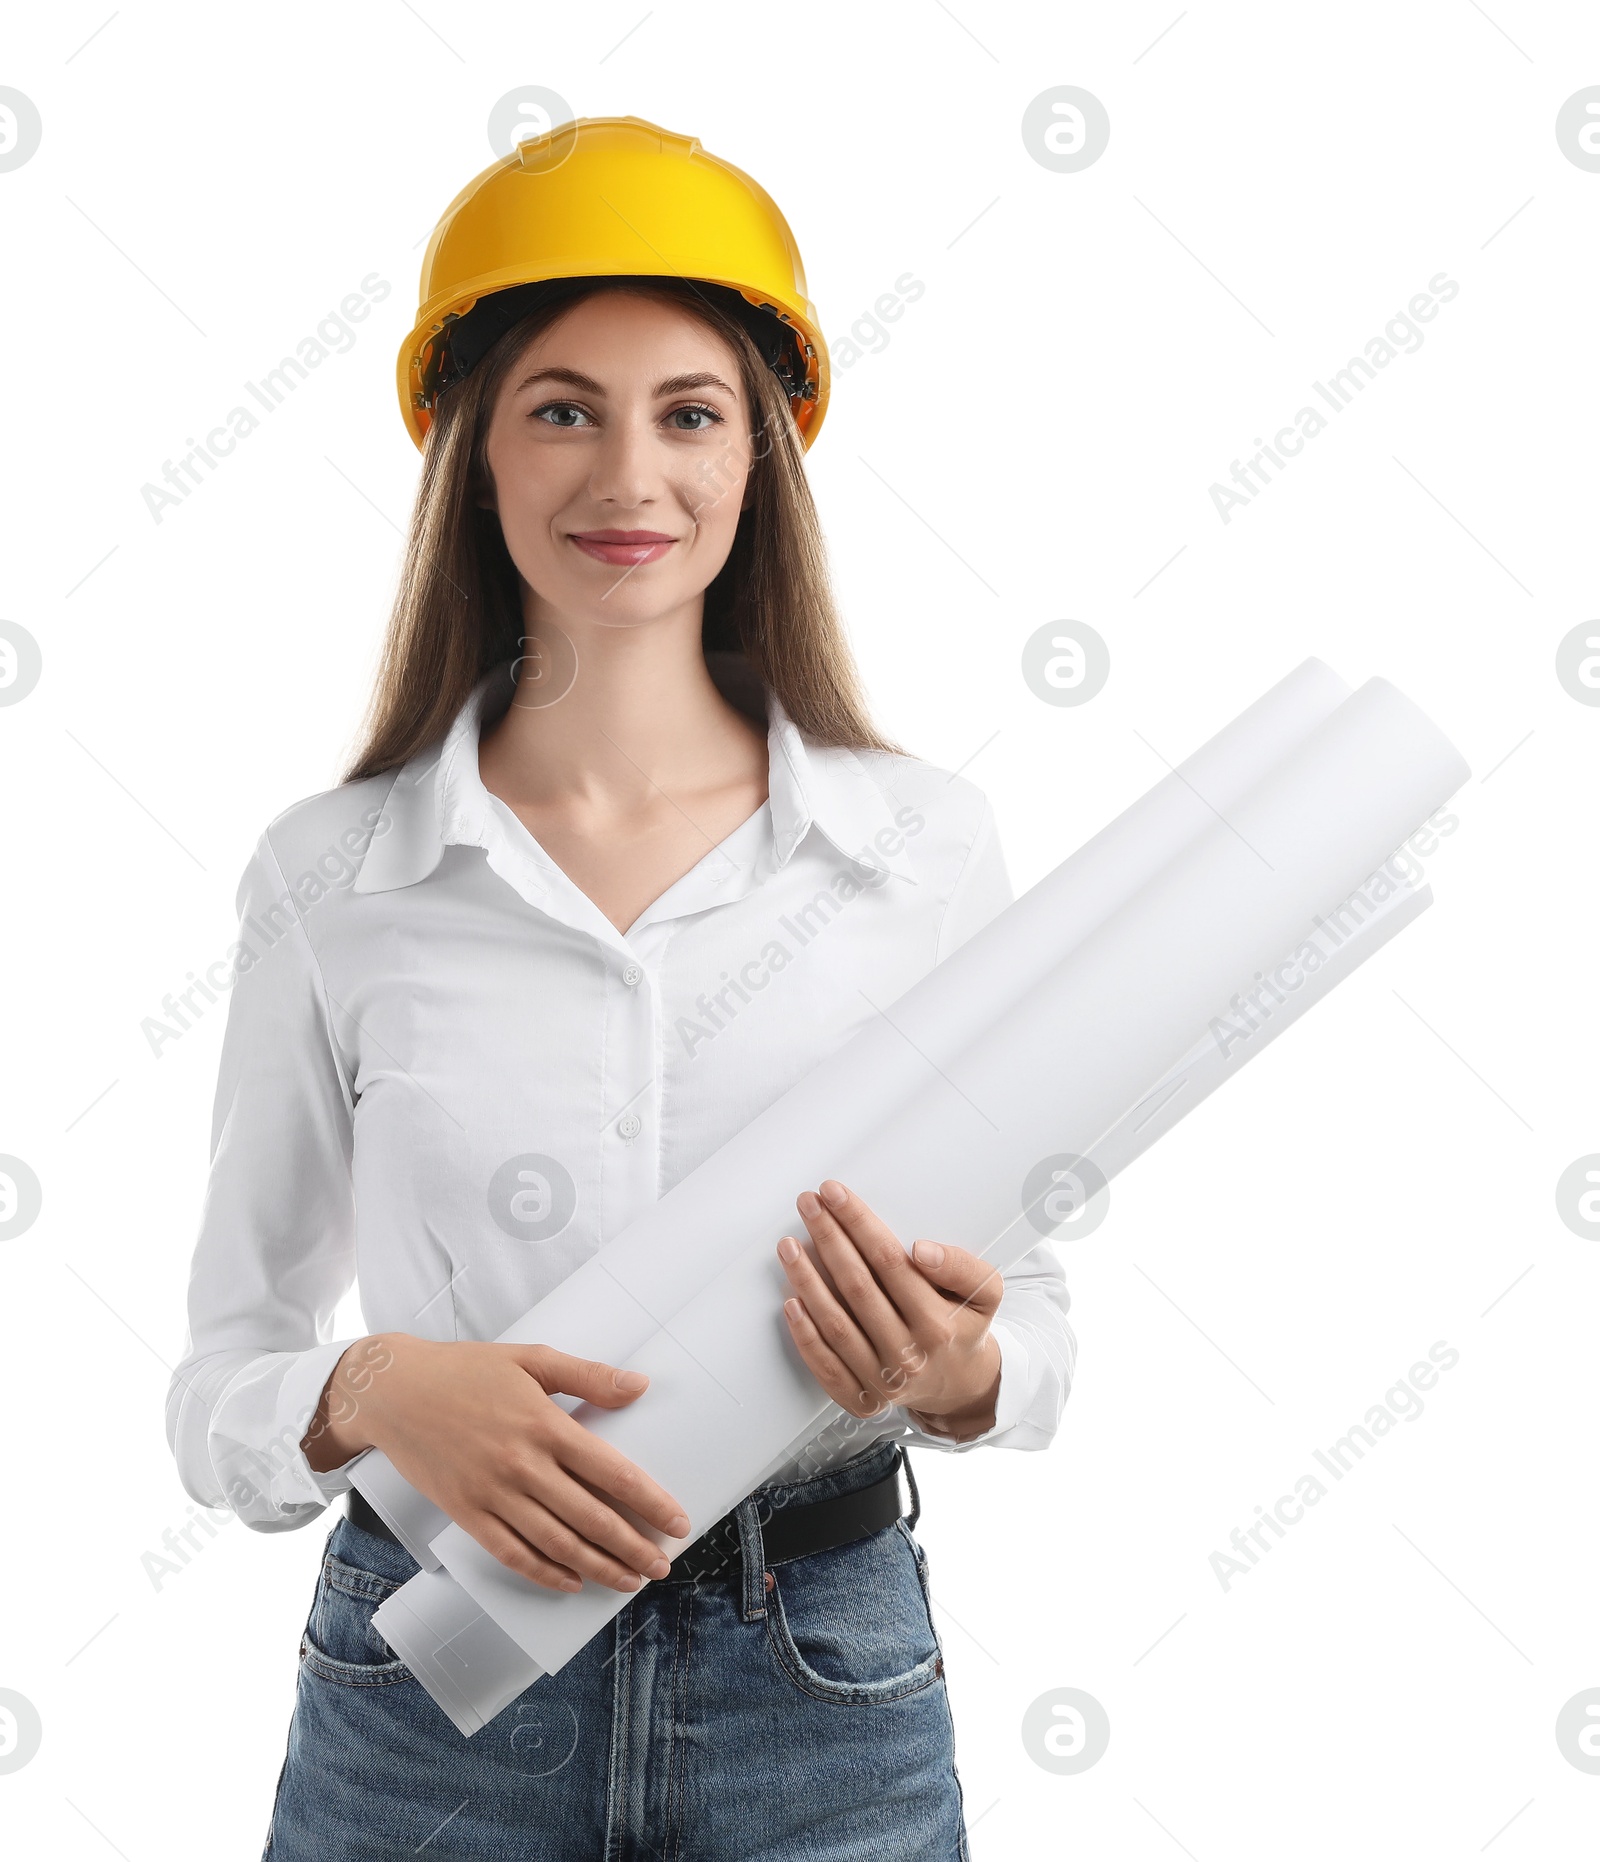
[[2, 2, 1597, 1855]]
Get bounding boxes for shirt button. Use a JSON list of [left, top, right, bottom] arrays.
[[622, 963, 643, 986], [618, 1112, 642, 1140]]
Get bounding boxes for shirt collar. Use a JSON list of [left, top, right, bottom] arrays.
[[352, 656, 917, 896]]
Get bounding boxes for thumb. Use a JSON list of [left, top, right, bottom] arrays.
[[513, 1345, 650, 1408], [910, 1240, 1004, 1317]]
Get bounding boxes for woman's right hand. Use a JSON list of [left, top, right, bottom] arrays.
[[301, 1333, 692, 1594]]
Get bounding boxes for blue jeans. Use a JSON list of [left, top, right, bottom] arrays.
[[262, 1440, 970, 1859]]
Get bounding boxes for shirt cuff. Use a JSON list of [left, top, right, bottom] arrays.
[[895, 1321, 1030, 1451], [211, 1338, 368, 1525]]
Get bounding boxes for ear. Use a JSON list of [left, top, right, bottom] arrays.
[[473, 473, 498, 515]]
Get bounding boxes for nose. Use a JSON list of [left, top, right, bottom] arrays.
[[586, 408, 663, 512]]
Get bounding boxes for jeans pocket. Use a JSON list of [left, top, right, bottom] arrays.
[[299, 1549, 414, 1689], [764, 1520, 945, 1706]]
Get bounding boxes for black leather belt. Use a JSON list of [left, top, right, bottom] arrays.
[[345, 1448, 912, 1584], [664, 1453, 910, 1582]]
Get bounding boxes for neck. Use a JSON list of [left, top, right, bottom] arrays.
[[478, 592, 763, 810]]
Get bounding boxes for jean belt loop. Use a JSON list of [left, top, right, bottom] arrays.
[[899, 1444, 922, 1532], [736, 1492, 770, 1620]]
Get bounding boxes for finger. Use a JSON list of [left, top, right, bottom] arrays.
[[910, 1238, 1005, 1321], [795, 1191, 921, 1384], [547, 1410, 693, 1539], [782, 1296, 892, 1419], [807, 1180, 951, 1349], [816, 1179, 1004, 1344], [497, 1492, 662, 1593], [466, 1513, 584, 1592], [513, 1345, 652, 1409], [780, 1224, 922, 1401], [778, 1233, 898, 1400], [538, 1464, 679, 1579]]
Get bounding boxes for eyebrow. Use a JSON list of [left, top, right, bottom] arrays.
[[512, 365, 739, 399]]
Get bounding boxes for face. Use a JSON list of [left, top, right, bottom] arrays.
[[477, 290, 755, 636]]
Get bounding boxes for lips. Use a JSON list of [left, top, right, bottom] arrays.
[[568, 530, 678, 566]]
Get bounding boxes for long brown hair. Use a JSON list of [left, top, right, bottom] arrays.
[[342, 277, 904, 781]]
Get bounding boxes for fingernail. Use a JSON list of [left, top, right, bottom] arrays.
[[560, 1576, 582, 1592], [667, 1513, 691, 1536], [819, 1180, 848, 1208], [646, 1557, 671, 1580], [913, 1239, 945, 1269], [784, 1297, 804, 1322], [777, 1235, 800, 1263], [796, 1190, 820, 1217], [614, 1369, 648, 1392]]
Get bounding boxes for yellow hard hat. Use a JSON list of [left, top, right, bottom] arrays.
[[398, 114, 829, 451]]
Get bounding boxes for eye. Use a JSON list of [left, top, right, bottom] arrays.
[[666, 402, 724, 432], [532, 401, 594, 428]]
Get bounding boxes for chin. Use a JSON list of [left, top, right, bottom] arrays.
[[564, 584, 693, 631]]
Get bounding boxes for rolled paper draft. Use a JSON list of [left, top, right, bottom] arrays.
[[369, 663, 1469, 1733], [374, 874, 1433, 1737], [352, 655, 1357, 1562]]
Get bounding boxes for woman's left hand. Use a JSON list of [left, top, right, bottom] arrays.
[[776, 1179, 1004, 1442]]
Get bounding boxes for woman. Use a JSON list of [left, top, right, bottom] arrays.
[[166, 117, 1073, 1859]]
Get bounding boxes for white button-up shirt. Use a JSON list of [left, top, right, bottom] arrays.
[[165, 654, 1075, 1533]]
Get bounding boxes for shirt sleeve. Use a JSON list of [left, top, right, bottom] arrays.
[[892, 1247, 1077, 1454], [164, 828, 368, 1532], [898, 791, 1078, 1455]]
